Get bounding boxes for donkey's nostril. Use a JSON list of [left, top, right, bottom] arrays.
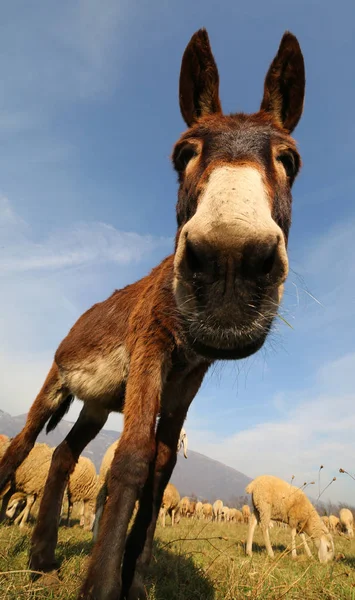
[[260, 244, 278, 276], [185, 239, 205, 274], [241, 238, 280, 281]]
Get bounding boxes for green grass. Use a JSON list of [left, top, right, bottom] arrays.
[[1, 518, 355, 599]]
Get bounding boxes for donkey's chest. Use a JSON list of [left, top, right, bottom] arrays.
[[62, 344, 130, 406]]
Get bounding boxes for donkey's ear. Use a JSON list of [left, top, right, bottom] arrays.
[[179, 29, 222, 127], [261, 32, 305, 133]]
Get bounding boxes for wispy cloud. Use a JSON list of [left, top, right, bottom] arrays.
[[0, 196, 172, 274], [187, 352, 355, 503], [0, 196, 171, 416]]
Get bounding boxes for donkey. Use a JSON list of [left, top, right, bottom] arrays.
[[0, 28, 305, 600]]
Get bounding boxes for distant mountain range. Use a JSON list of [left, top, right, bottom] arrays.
[[0, 409, 251, 504]]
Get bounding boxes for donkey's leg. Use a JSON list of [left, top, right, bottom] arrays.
[[0, 363, 69, 494], [121, 363, 209, 600], [78, 347, 163, 600], [65, 488, 73, 527], [120, 413, 185, 600], [30, 404, 108, 573]]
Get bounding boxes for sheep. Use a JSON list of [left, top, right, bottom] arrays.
[[202, 503, 213, 521], [321, 515, 330, 528], [1, 443, 54, 528], [188, 500, 196, 518], [159, 483, 180, 527], [64, 456, 98, 530], [235, 509, 244, 523], [6, 492, 29, 525], [195, 501, 203, 519], [229, 508, 243, 523], [179, 496, 190, 517], [229, 508, 237, 522], [221, 506, 230, 522], [0, 435, 11, 520], [213, 499, 223, 522], [93, 427, 188, 541], [328, 515, 340, 533], [339, 508, 354, 538], [242, 504, 251, 524], [92, 439, 119, 541], [0, 434, 10, 448], [246, 475, 334, 563]]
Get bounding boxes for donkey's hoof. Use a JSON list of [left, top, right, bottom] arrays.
[[126, 574, 148, 600], [35, 570, 61, 588], [29, 554, 60, 580], [121, 572, 147, 600]]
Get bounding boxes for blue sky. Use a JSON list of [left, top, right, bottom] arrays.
[[1, 1, 355, 503]]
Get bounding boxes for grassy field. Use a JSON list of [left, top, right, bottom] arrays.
[[0, 518, 355, 600]]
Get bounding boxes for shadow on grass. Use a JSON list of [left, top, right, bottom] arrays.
[[342, 555, 355, 569], [250, 541, 287, 554], [145, 539, 215, 600], [57, 537, 94, 561], [7, 533, 29, 557], [56, 536, 215, 600]]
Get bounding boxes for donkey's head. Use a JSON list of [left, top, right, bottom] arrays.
[[173, 29, 305, 360]]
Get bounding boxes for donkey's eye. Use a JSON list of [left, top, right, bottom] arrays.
[[277, 152, 296, 178], [174, 144, 197, 172]]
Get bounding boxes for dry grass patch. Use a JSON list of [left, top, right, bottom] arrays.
[[1, 518, 354, 599]]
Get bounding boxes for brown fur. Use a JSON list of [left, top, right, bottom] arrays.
[[0, 27, 305, 600]]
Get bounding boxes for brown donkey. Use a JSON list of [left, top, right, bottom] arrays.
[[0, 29, 305, 600]]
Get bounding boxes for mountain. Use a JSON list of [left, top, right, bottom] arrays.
[[0, 410, 251, 504]]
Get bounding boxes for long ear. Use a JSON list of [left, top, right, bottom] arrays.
[[179, 28, 222, 127], [261, 32, 305, 133]]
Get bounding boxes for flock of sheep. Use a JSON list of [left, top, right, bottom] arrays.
[[0, 434, 97, 530], [0, 431, 354, 566]]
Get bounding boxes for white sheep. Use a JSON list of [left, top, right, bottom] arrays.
[[229, 508, 243, 523], [321, 515, 330, 528], [213, 499, 223, 522], [246, 475, 334, 563], [92, 439, 119, 541], [242, 504, 251, 523], [5, 492, 30, 525], [187, 500, 196, 518], [228, 508, 237, 522], [202, 503, 213, 521], [2, 443, 54, 528], [64, 456, 98, 530], [195, 501, 203, 519], [328, 515, 340, 533], [221, 506, 230, 522], [0, 435, 11, 521], [339, 508, 354, 538], [159, 483, 180, 527], [179, 496, 190, 517]]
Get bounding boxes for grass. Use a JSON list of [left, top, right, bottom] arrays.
[[0, 518, 355, 599]]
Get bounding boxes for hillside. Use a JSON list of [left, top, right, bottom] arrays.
[[0, 410, 251, 504]]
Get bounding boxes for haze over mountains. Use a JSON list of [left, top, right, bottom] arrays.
[[0, 410, 251, 504]]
